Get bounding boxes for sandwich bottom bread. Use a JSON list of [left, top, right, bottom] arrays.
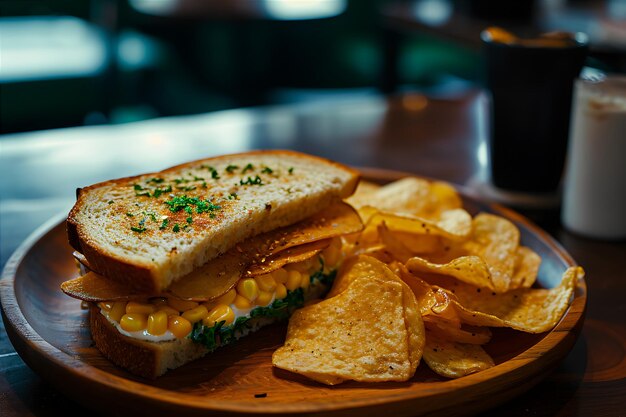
[[85, 238, 343, 378]]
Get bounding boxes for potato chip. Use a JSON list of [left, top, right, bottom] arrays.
[[406, 255, 495, 290], [345, 180, 382, 209], [322, 255, 425, 374], [401, 279, 426, 374], [424, 321, 492, 345], [265, 202, 363, 256], [440, 266, 583, 333], [377, 222, 415, 263], [393, 231, 443, 254], [462, 213, 519, 292], [272, 276, 412, 384], [246, 239, 329, 276], [61, 271, 160, 302], [398, 266, 437, 315], [328, 254, 398, 298], [358, 209, 472, 248], [352, 177, 462, 218], [510, 246, 541, 289], [423, 334, 495, 378]]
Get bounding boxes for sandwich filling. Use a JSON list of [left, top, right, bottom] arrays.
[[96, 237, 342, 345]]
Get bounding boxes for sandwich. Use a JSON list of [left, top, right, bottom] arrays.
[[60, 150, 362, 378]]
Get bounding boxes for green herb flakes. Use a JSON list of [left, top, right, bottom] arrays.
[[239, 175, 264, 186]]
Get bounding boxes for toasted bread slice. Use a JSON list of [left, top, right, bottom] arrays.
[[68, 151, 359, 293]]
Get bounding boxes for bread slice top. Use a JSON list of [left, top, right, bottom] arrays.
[[67, 150, 359, 293]]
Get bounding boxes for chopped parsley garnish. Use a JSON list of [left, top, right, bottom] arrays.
[[261, 166, 273, 174], [173, 224, 180, 233], [159, 218, 169, 230], [165, 195, 221, 214], [227, 192, 238, 200], [130, 226, 146, 233], [134, 183, 171, 198], [108, 200, 114, 204], [240, 175, 264, 186], [186, 216, 193, 224], [288, 167, 294, 174], [152, 185, 172, 198], [242, 163, 254, 173], [147, 177, 164, 184], [133, 184, 151, 197], [143, 211, 158, 222], [126, 212, 134, 217], [211, 169, 220, 180], [225, 164, 239, 173]]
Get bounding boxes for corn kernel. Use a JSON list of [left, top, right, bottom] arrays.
[[146, 310, 168, 336], [215, 288, 237, 306], [272, 268, 288, 284], [168, 316, 192, 338], [275, 283, 287, 299], [120, 313, 148, 332], [182, 305, 209, 323], [286, 270, 301, 291], [157, 305, 180, 317], [300, 273, 310, 290], [167, 298, 199, 312], [256, 290, 273, 306], [108, 301, 127, 322], [203, 304, 235, 327], [255, 274, 277, 292], [234, 294, 252, 309], [98, 301, 113, 311], [126, 301, 155, 315], [237, 278, 259, 301]]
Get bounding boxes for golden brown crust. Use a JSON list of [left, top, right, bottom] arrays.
[[68, 150, 360, 293]]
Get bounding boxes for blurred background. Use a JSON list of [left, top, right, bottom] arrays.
[[1, 0, 624, 134]]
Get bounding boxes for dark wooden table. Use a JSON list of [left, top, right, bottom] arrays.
[[1, 92, 625, 416]]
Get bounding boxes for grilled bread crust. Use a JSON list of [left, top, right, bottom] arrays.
[[68, 150, 359, 293]]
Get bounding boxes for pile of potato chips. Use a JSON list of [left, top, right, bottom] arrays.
[[273, 177, 583, 384]]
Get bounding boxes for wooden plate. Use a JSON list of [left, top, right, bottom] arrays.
[[0, 170, 586, 417]]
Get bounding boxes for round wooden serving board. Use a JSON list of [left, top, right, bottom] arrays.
[[0, 169, 586, 417]]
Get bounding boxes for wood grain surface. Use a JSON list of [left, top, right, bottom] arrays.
[[0, 172, 586, 417]]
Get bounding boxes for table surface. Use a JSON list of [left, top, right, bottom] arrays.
[[1, 92, 625, 417]]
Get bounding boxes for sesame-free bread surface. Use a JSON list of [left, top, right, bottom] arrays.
[[68, 151, 359, 293]]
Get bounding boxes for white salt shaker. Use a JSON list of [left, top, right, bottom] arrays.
[[562, 75, 626, 239]]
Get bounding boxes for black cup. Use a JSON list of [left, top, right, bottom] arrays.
[[482, 31, 588, 193]]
